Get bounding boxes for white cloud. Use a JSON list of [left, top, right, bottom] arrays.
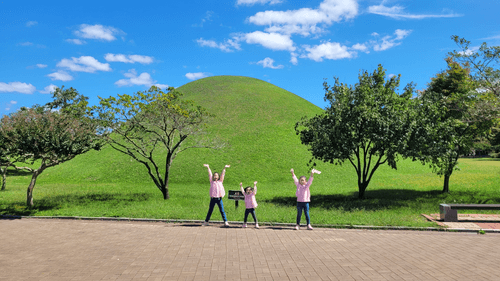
[[57, 56, 111, 73], [256, 57, 284, 69], [104, 53, 154, 64], [302, 42, 353, 62], [394, 29, 411, 40], [352, 43, 369, 53], [242, 31, 295, 51], [193, 11, 214, 27], [482, 35, 500, 40], [0, 82, 36, 94], [36, 64, 47, 68], [47, 71, 74, 81], [290, 52, 298, 65], [196, 38, 241, 52], [5, 100, 17, 111], [372, 29, 412, 51], [458, 46, 480, 56], [237, 0, 283, 6], [26, 21, 38, 27], [128, 55, 154, 64], [115, 69, 157, 87], [185, 72, 209, 80], [74, 24, 124, 41], [39, 84, 57, 94], [247, 0, 358, 36], [19, 42, 33, 46], [264, 24, 325, 36], [66, 39, 86, 45], [368, 3, 462, 19], [154, 83, 170, 89]]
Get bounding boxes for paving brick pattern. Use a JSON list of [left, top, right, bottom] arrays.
[[1, 218, 500, 281]]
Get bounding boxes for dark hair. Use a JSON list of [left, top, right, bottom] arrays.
[[212, 172, 220, 181], [299, 176, 307, 181], [244, 186, 253, 193]]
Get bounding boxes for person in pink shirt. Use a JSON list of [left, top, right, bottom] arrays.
[[291, 168, 321, 230], [202, 164, 230, 227], [239, 181, 259, 229]]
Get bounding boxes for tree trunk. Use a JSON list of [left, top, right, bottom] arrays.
[[1, 168, 6, 191], [358, 181, 369, 199], [162, 187, 169, 200], [162, 163, 170, 200], [26, 172, 39, 207], [442, 174, 450, 193]]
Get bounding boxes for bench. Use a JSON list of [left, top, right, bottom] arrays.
[[439, 204, 500, 222]]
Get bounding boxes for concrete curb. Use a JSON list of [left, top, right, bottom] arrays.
[[3, 214, 499, 233]]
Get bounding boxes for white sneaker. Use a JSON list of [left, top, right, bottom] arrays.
[[294, 225, 300, 230], [224, 221, 229, 227], [242, 223, 247, 228], [307, 224, 313, 230], [255, 224, 259, 229], [202, 221, 209, 226]]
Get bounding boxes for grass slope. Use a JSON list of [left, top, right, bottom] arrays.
[[1, 76, 499, 227]]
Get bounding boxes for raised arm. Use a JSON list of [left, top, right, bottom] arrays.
[[220, 164, 230, 182], [203, 164, 212, 182], [306, 169, 320, 187], [240, 182, 245, 194], [253, 181, 257, 195], [291, 168, 298, 183]]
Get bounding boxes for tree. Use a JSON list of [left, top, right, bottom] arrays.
[[295, 65, 414, 198], [0, 87, 102, 206], [449, 36, 500, 156], [93, 86, 219, 200], [449, 35, 500, 97], [408, 58, 498, 193]]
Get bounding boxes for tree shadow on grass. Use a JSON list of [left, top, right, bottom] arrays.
[[4, 168, 32, 176], [265, 189, 500, 212], [0, 192, 153, 216]]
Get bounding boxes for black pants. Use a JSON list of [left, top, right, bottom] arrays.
[[244, 208, 257, 223]]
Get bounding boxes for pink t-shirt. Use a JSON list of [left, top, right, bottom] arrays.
[[208, 168, 225, 198], [241, 186, 258, 209], [293, 174, 313, 202]]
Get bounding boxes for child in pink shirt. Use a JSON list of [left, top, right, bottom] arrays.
[[291, 168, 321, 230], [203, 164, 230, 227], [239, 181, 259, 229]]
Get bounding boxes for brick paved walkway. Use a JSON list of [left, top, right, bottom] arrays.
[[1, 218, 500, 281]]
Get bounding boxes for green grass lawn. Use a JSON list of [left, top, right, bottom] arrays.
[[2, 156, 499, 228], [1, 76, 499, 228]]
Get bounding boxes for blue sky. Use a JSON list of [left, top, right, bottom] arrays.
[[1, 0, 499, 115]]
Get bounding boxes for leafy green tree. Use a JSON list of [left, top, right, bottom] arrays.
[[0, 87, 102, 206], [93, 86, 219, 200], [295, 65, 414, 198], [449, 36, 500, 155], [408, 58, 498, 193]]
